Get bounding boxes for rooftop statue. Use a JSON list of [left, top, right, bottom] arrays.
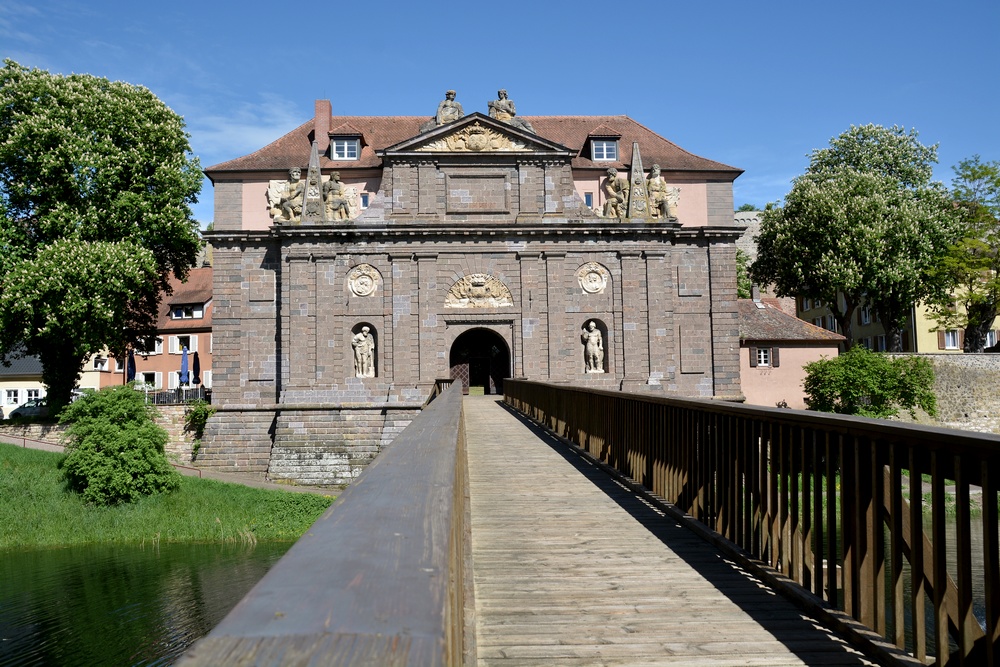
[[601, 168, 629, 219], [420, 90, 464, 133], [646, 164, 679, 221], [488, 89, 535, 134]]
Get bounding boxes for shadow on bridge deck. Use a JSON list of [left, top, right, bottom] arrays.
[[465, 396, 881, 667]]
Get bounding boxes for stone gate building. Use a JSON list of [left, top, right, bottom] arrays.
[[197, 93, 744, 485]]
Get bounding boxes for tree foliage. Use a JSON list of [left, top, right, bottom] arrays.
[[0, 60, 202, 411], [803, 346, 937, 419], [736, 248, 753, 299], [59, 385, 180, 506], [750, 124, 959, 350], [925, 156, 1000, 352]]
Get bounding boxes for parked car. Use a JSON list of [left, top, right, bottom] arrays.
[[8, 398, 49, 419]]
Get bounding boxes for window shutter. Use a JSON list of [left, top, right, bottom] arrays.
[[937, 330, 945, 350], [959, 330, 965, 349], [772, 347, 780, 368], [749, 347, 758, 368], [168, 372, 177, 390], [154, 372, 163, 390], [188, 335, 198, 353], [204, 371, 212, 388], [168, 336, 178, 354]]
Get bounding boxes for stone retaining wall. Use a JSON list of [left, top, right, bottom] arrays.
[[891, 353, 1000, 433]]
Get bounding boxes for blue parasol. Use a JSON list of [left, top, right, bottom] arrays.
[[192, 351, 201, 386], [180, 346, 189, 385], [126, 349, 136, 382]]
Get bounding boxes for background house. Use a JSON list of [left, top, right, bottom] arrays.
[[0, 354, 45, 416], [739, 295, 844, 409]]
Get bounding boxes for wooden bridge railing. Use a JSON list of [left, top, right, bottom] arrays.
[[505, 379, 1000, 667], [177, 381, 472, 666]]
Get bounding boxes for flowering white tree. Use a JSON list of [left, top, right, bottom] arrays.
[[750, 124, 958, 350], [0, 60, 202, 411]]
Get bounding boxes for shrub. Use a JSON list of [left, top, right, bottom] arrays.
[[59, 385, 180, 505], [184, 399, 216, 440], [803, 346, 937, 419]]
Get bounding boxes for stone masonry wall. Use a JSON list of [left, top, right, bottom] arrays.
[[890, 353, 1000, 432], [268, 407, 419, 486]]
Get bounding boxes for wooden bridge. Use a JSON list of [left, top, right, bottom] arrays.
[[179, 382, 1000, 666]]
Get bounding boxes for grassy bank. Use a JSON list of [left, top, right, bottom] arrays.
[[0, 443, 335, 549]]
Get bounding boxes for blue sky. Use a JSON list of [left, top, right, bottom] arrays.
[[3, 0, 998, 226]]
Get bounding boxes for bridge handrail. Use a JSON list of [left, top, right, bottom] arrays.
[[177, 382, 471, 666], [504, 379, 1000, 666]]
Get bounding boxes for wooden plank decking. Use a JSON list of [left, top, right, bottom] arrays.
[[465, 396, 878, 667]]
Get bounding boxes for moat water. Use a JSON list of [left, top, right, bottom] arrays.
[[0, 541, 292, 666]]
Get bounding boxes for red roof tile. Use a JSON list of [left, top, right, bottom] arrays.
[[205, 114, 741, 177], [738, 299, 845, 343]]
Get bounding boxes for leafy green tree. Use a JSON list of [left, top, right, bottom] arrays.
[[750, 124, 959, 350], [925, 156, 1000, 352], [736, 203, 758, 212], [735, 248, 753, 299], [803, 346, 937, 419], [59, 385, 180, 505], [0, 60, 202, 411]]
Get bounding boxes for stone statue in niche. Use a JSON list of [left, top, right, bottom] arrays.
[[268, 167, 305, 223], [488, 89, 535, 134], [602, 168, 629, 218], [646, 164, 679, 221], [445, 273, 514, 308], [420, 90, 464, 133], [352, 326, 375, 378], [324, 171, 353, 221], [582, 321, 604, 373], [577, 262, 610, 295]]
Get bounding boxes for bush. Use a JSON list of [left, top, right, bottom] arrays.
[[803, 346, 937, 419], [59, 385, 180, 505], [184, 399, 216, 440]]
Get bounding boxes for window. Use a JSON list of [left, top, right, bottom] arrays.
[[169, 335, 198, 354], [591, 140, 618, 161], [136, 338, 162, 355], [584, 192, 594, 208], [860, 305, 872, 325], [138, 371, 162, 389], [360, 193, 369, 209], [987, 330, 999, 349], [943, 330, 960, 350], [331, 138, 359, 160], [93, 356, 108, 371], [802, 297, 811, 311], [749, 347, 780, 368], [6, 389, 19, 405], [171, 305, 204, 320], [875, 335, 887, 352], [26, 389, 40, 400], [825, 314, 837, 331]]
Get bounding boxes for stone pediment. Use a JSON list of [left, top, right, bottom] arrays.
[[379, 113, 573, 157]]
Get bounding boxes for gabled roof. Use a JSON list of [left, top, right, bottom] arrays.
[[739, 298, 845, 344], [205, 113, 741, 177], [379, 112, 574, 156]]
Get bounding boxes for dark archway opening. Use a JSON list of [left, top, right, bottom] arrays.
[[449, 329, 511, 395]]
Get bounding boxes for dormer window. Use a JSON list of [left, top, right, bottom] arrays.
[[171, 304, 204, 319], [331, 138, 360, 161], [591, 139, 619, 161]]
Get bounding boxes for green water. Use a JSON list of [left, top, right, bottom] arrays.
[[0, 541, 292, 666]]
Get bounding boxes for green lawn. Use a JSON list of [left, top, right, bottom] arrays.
[[0, 443, 335, 549]]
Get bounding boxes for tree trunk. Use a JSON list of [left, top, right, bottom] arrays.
[[38, 337, 86, 416], [963, 302, 999, 353]]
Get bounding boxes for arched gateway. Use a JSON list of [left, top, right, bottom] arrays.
[[450, 329, 510, 395], [197, 96, 745, 485]]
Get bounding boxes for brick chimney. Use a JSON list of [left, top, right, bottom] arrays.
[[315, 99, 331, 154]]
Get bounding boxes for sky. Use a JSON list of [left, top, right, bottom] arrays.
[[3, 0, 998, 226]]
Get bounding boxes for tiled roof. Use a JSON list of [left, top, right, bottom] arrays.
[[157, 266, 213, 329], [205, 114, 741, 177], [738, 298, 845, 343], [0, 352, 43, 377]]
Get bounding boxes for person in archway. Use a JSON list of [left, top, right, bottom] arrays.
[[582, 321, 604, 373]]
